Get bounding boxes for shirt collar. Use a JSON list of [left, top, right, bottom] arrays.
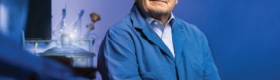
[[144, 13, 176, 29]]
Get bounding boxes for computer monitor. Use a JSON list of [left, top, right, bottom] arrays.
[[25, 0, 51, 40]]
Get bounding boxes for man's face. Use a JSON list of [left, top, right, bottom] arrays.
[[136, 0, 178, 15]]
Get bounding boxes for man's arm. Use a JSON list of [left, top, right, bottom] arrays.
[[98, 29, 141, 80], [202, 34, 221, 80]]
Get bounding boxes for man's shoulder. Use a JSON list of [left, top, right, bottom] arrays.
[[105, 14, 136, 41], [175, 17, 204, 36]]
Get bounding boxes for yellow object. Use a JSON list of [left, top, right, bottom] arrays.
[[34, 42, 38, 53], [82, 58, 86, 61], [74, 58, 78, 61]]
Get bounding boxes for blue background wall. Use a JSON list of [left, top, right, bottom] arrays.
[[52, 0, 280, 80], [173, 0, 280, 80]]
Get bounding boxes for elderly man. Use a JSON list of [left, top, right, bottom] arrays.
[[98, 0, 221, 80]]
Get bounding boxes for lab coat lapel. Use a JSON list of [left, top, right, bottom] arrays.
[[130, 4, 175, 61], [142, 25, 175, 61], [172, 21, 185, 64]]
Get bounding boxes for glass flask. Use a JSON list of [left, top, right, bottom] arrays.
[[52, 8, 68, 39], [69, 9, 84, 39]]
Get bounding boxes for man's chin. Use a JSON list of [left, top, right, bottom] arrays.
[[149, 10, 170, 15], [147, 6, 170, 14]]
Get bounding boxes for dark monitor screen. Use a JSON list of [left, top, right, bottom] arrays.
[[25, 0, 51, 40]]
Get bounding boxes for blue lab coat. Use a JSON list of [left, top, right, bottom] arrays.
[[98, 4, 221, 80]]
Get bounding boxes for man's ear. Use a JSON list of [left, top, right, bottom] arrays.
[[135, 0, 137, 2], [175, 0, 178, 5]]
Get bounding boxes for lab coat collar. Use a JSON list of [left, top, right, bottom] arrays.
[[129, 3, 147, 29]]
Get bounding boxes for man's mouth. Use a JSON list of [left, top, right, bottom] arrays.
[[150, 0, 167, 3]]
